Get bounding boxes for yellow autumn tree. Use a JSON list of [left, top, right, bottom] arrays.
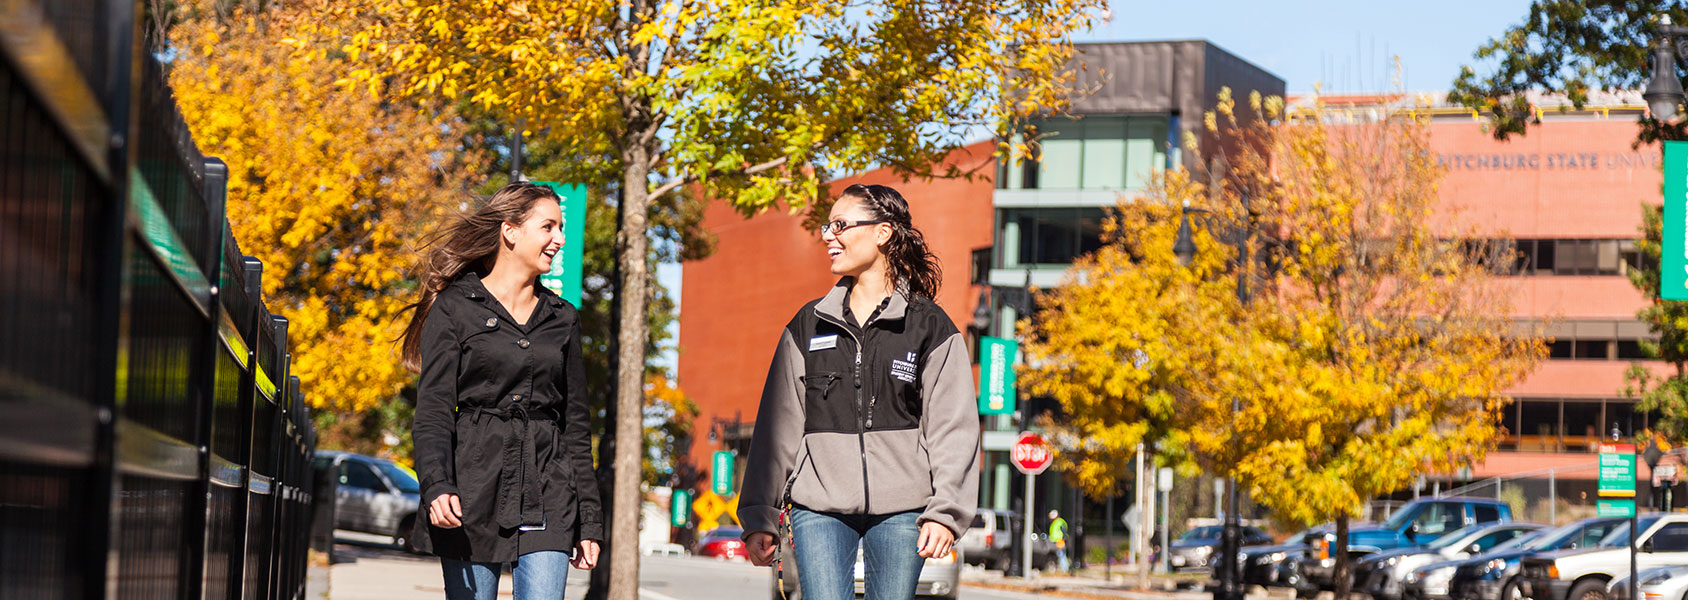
[[167, 2, 479, 415], [1022, 90, 1545, 598], [317, 1, 1108, 596]]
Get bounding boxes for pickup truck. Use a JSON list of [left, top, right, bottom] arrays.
[[1519, 514, 1688, 600], [1300, 497, 1514, 592]]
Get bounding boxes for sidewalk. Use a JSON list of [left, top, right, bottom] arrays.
[[961, 567, 1293, 600]]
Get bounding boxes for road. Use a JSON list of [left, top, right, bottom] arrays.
[[328, 532, 1052, 600]]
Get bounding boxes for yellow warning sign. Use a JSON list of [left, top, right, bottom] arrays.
[[692, 490, 727, 525]]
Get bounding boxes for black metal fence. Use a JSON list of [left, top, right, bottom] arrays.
[[0, 1, 317, 598]]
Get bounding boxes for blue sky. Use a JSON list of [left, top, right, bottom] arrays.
[[1083, 0, 1537, 93]]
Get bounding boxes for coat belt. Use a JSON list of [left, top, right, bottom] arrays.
[[461, 405, 560, 530]]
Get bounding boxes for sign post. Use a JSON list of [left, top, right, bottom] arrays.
[[1663, 141, 1688, 301], [978, 337, 1018, 415], [533, 182, 587, 307], [1600, 440, 1638, 600], [1012, 432, 1053, 580]]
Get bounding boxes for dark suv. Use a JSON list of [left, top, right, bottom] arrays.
[[1299, 497, 1514, 593]]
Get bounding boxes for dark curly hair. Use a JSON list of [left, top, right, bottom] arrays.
[[838, 184, 942, 301]]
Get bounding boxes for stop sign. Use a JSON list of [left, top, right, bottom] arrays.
[[1011, 432, 1053, 475]]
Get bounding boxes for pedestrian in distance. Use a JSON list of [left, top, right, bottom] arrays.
[[1048, 510, 1070, 573], [401, 181, 602, 600], [738, 183, 982, 600]]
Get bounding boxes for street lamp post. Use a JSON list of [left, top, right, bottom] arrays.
[[1646, 16, 1688, 121], [1174, 158, 1251, 600]]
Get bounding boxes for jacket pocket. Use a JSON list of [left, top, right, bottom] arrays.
[[799, 372, 844, 433]]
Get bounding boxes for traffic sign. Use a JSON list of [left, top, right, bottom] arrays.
[[1011, 431, 1053, 475], [692, 490, 728, 525], [711, 451, 735, 496], [1665, 142, 1688, 300], [978, 337, 1018, 415], [1598, 498, 1636, 518], [671, 488, 691, 527], [1599, 443, 1637, 497], [533, 182, 587, 307]]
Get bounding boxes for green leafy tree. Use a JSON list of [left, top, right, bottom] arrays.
[[1449, 1, 1688, 143]]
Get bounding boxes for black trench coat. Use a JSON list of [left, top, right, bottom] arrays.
[[411, 272, 603, 562]]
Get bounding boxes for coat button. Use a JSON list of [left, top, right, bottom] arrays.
[[513, 394, 523, 402], [485, 317, 497, 328], [517, 338, 530, 349]]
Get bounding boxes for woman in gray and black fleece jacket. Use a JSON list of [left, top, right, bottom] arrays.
[[739, 184, 981, 600]]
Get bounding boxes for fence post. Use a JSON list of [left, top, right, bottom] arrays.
[[1549, 470, 1556, 524]]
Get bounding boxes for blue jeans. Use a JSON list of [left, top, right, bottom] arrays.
[[790, 508, 925, 600], [440, 550, 570, 600]]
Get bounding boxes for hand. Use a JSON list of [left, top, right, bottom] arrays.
[[916, 522, 955, 559], [572, 540, 601, 569], [429, 493, 463, 528], [747, 532, 778, 567]]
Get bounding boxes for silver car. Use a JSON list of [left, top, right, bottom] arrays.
[[770, 538, 962, 600], [1609, 566, 1688, 600], [315, 451, 423, 552]]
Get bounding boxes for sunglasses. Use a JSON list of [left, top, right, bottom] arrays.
[[820, 219, 887, 235]]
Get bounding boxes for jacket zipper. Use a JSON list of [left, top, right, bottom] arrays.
[[854, 340, 871, 514], [815, 307, 874, 514]]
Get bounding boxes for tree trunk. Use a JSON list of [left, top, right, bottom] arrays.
[[607, 142, 654, 600], [585, 194, 628, 600], [1334, 514, 1352, 600]]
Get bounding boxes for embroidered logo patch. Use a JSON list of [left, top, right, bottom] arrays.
[[890, 352, 918, 383], [808, 334, 838, 352]]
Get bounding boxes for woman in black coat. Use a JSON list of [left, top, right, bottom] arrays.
[[401, 181, 602, 600]]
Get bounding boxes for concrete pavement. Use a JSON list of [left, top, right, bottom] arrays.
[[313, 534, 1222, 600]]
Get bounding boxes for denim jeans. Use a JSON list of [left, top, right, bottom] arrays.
[[790, 508, 925, 600], [440, 550, 570, 600]]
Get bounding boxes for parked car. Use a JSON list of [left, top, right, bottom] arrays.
[[1301, 497, 1515, 592], [1519, 513, 1688, 600], [1449, 517, 1624, 600], [1408, 529, 1549, 600], [696, 526, 748, 560], [1171, 525, 1273, 572], [955, 508, 1060, 571], [1239, 531, 1315, 589], [1356, 522, 1543, 600], [314, 450, 423, 552], [1608, 565, 1688, 600], [770, 537, 962, 600]]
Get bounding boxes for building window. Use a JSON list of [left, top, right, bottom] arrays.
[[1504, 399, 1656, 453], [1562, 401, 1603, 451], [971, 248, 992, 286], [998, 207, 1108, 268], [1517, 400, 1562, 452], [999, 116, 1170, 191], [1509, 239, 1638, 276]]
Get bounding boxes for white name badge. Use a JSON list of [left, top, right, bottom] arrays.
[[809, 334, 838, 352]]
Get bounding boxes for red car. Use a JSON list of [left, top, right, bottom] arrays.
[[696, 526, 748, 560]]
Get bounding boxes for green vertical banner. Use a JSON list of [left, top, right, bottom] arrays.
[[978, 336, 1018, 415], [712, 450, 735, 496], [1664, 141, 1688, 301], [671, 488, 691, 527], [533, 182, 587, 307]]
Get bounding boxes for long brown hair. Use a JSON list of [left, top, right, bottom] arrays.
[[839, 184, 942, 301], [401, 181, 559, 372]]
